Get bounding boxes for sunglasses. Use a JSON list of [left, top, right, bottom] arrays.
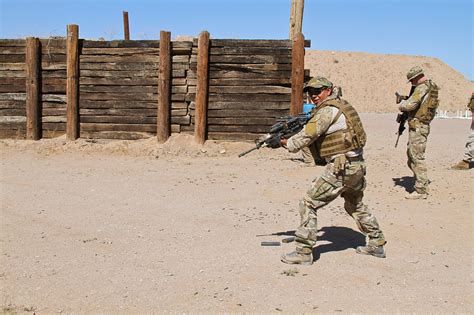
[[306, 87, 324, 96]]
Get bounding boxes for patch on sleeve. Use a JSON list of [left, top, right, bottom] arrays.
[[304, 108, 334, 138]]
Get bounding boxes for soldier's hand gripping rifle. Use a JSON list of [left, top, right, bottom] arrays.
[[394, 92, 409, 148], [238, 114, 312, 157]]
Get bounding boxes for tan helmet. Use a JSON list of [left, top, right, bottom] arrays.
[[406, 66, 424, 81]]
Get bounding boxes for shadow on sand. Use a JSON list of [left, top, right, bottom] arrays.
[[313, 226, 366, 261], [392, 176, 415, 193]]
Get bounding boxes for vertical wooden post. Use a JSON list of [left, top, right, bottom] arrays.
[[157, 30, 171, 143], [26, 37, 41, 140], [66, 24, 79, 140], [123, 11, 130, 40], [289, 0, 304, 40], [290, 33, 305, 116], [194, 31, 210, 144]]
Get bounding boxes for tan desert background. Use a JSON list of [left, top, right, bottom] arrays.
[[306, 50, 473, 112], [1, 51, 473, 313]]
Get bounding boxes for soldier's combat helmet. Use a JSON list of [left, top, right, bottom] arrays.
[[406, 66, 424, 81], [303, 76, 333, 92]]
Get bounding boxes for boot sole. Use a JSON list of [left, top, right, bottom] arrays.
[[356, 249, 386, 258], [280, 257, 313, 265]]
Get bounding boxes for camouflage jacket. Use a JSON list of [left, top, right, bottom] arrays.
[[398, 81, 430, 112]]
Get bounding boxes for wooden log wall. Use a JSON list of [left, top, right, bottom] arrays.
[[0, 36, 310, 141], [78, 40, 193, 140], [0, 40, 27, 138]]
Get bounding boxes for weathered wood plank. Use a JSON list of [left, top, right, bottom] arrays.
[[208, 132, 261, 141], [80, 62, 158, 71], [80, 85, 157, 93], [0, 39, 26, 47], [81, 47, 159, 55], [80, 116, 156, 124], [209, 55, 291, 64], [80, 131, 154, 140], [0, 100, 26, 109], [0, 129, 26, 139], [208, 117, 276, 125], [0, 70, 26, 78], [0, 85, 26, 93], [79, 108, 156, 115], [80, 123, 156, 132], [79, 77, 156, 86], [208, 47, 292, 56], [208, 78, 290, 86], [0, 108, 26, 116], [0, 93, 27, 101], [208, 94, 291, 102], [209, 63, 292, 71], [79, 92, 157, 101], [80, 55, 158, 63], [207, 125, 270, 133], [207, 109, 287, 117], [207, 101, 290, 110], [79, 100, 157, 109], [79, 69, 158, 78], [209, 85, 291, 94], [0, 63, 25, 71], [208, 70, 292, 79]]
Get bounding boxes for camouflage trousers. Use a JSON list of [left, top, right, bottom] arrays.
[[295, 159, 386, 253], [407, 123, 431, 193], [462, 131, 474, 161]]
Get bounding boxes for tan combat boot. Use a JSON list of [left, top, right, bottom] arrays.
[[356, 245, 386, 258], [281, 249, 313, 265], [451, 160, 470, 170], [405, 191, 428, 200]]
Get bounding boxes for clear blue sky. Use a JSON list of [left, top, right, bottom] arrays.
[[1, 0, 472, 79]]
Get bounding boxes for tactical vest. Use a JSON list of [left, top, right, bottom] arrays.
[[408, 80, 439, 124], [468, 94, 474, 110], [309, 99, 367, 159]]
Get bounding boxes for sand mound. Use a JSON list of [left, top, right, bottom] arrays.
[[305, 50, 473, 112]]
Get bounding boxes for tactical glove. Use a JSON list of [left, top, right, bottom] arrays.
[[266, 135, 281, 148]]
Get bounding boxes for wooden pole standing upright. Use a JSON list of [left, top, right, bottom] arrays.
[[194, 31, 210, 144], [123, 11, 130, 40], [289, 0, 304, 40], [66, 24, 80, 140], [25, 37, 41, 140], [157, 30, 171, 143], [290, 33, 305, 116]]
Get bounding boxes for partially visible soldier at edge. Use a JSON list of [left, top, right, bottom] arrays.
[[266, 76, 386, 265], [398, 66, 440, 200], [451, 92, 474, 170]]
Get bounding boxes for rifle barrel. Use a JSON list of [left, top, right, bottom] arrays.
[[238, 146, 259, 157]]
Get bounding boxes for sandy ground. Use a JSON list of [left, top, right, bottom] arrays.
[[1, 113, 473, 313]]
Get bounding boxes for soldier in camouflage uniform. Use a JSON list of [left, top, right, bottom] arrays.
[[398, 66, 439, 199], [451, 93, 474, 170], [267, 76, 386, 265]]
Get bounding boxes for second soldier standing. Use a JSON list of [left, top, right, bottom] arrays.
[[398, 66, 440, 199]]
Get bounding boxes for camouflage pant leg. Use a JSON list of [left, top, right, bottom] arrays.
[[296, 163, 343, 252], [407, 123, 431, 193], [463, 132, 474, 162], [341, 162, 386, 246]]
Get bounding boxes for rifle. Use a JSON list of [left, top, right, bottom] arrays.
[[394, 91, 409, 148], [395, 111, 408, 147], [238, 113, 312, 157]]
